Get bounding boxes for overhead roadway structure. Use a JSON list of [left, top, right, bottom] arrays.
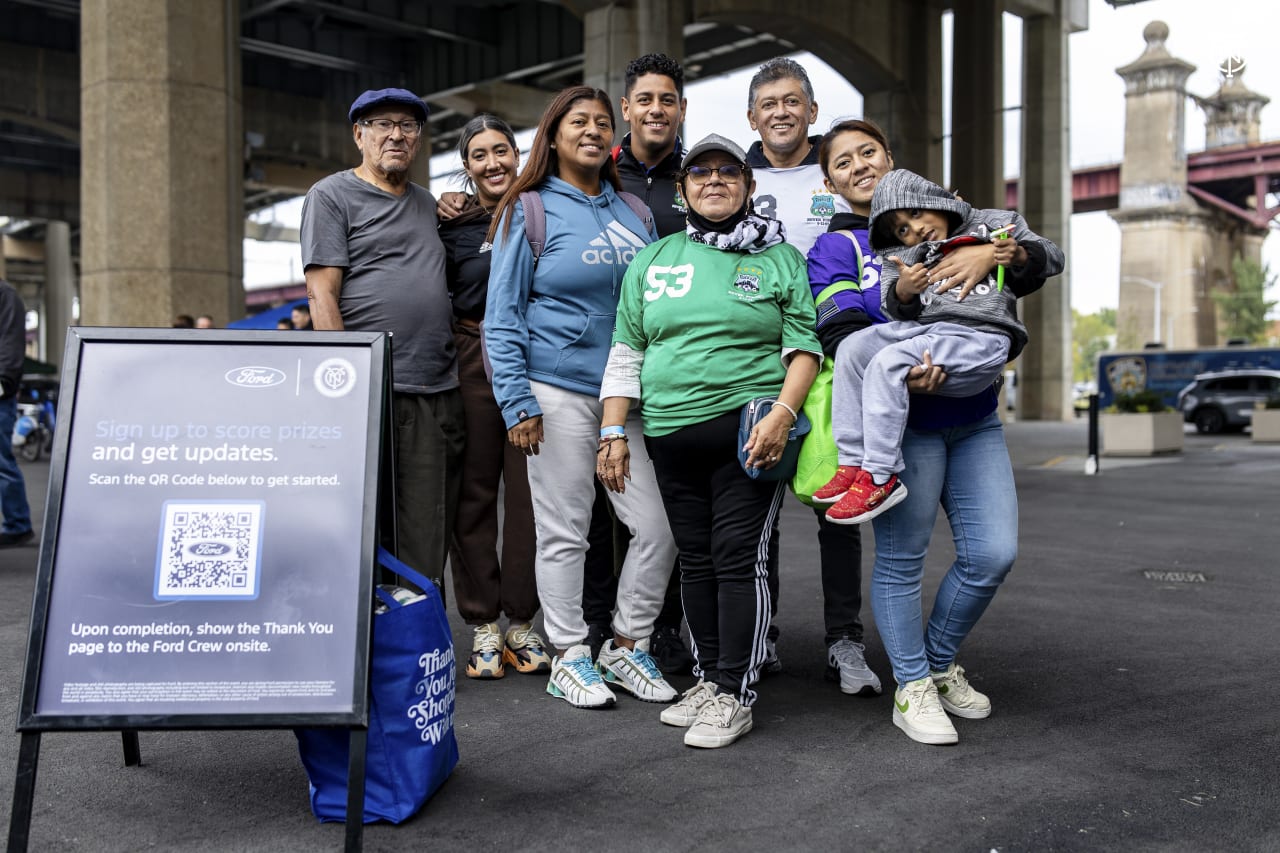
[[0, 0, 1095, 417]]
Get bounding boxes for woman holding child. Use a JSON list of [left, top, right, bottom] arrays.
[[808, 120, 1063, 746]]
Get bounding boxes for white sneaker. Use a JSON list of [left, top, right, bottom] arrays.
[[597, 638, 677, 703], [660, 680, 717, 727], [931, 662, 992, 719], [466, 622, 505, 679], [503, 622, 552, 674], [893, 677, 958, 745], [684, 692, 753, 749], [825, 638, 882, 696], [546, 644, 615, 708]]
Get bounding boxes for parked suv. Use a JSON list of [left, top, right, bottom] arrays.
[[1177, 369, 1280, 433]]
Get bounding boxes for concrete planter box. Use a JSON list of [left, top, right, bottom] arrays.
[[1251, 408, 1280, 442], [1101, 411, 1184, 456]]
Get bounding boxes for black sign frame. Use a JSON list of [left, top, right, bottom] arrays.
[[16, 328, 389, 733], [8, 327, 393, 853]]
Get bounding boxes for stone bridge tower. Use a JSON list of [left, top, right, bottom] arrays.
[[1112, 22, 1270, 350]]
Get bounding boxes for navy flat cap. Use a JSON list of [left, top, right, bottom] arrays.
[[348, 88, 429, 123]]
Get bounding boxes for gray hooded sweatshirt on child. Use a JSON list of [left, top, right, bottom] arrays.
[[868, 169, 1065, 360]]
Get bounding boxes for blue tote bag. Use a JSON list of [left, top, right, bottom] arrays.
[[295, 547, 459, 824]]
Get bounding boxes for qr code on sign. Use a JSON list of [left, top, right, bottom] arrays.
[[155, 501, 265, 600]]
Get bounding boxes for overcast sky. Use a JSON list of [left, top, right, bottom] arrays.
[[248, 0, 1279, 315]]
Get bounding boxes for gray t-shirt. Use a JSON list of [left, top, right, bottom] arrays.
[[300, 170, 457, 394]]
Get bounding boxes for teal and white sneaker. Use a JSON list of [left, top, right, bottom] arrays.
[[931, 662, 992, 719], [597, 638, 678, 703], [546, 644, 615, 708]]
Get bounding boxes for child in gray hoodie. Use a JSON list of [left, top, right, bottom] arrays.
[[813, 168, 1064, 524]]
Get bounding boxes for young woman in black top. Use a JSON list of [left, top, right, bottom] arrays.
[[440, 115, 550, 680]]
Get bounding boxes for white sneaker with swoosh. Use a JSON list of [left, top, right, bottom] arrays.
[[931, 662, 992, 719], [892, 677, 958, 745]]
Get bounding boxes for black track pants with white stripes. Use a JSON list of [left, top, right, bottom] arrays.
[[646, 412, 783, 707]]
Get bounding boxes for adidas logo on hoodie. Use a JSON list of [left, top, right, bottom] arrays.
[[582, 222, 647, 265]]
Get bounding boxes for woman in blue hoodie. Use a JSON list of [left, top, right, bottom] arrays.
[[485, 86, 679, 710]]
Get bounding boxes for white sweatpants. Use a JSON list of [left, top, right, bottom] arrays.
[[526, 380, 677, 651]]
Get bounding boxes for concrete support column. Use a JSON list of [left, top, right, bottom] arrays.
[[583, 0, 686, 101], [949, 0, 1003, 208], [80, 0, 243, 328], [43, 221, 76, 369], [863, 0, 945, 183], [1016, 12, 1071, 421], [409, 124, 432, 191]]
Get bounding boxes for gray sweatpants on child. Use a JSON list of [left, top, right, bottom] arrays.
[[832, 321, 1011, 479]]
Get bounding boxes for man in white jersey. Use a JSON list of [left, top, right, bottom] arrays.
[[743, 57, 851, 257], [741, 58, 880, 699]]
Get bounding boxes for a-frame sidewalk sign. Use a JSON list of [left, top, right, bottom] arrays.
[[7, 327, 392, 853]]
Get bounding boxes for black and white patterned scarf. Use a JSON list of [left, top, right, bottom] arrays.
[[685, 209, 787, 254]]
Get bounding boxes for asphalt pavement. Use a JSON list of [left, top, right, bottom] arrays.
[[2, 418, 1278, 852]]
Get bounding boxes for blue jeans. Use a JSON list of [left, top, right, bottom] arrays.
[[0, 397, 32, 535], [870, 412, 1017, 685]]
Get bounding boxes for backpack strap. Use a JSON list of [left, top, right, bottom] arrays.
[[813, 230, 867, 305], [519, 190, 547, 269], [617, 190, 654, 236], [521, 188, 652, 270]]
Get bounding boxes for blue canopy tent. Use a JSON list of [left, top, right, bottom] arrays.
[[227, 298, 309, 330]]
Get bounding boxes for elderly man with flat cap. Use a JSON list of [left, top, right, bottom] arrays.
[[301, 87, 464, 587]]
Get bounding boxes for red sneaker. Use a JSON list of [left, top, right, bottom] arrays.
[[812, 465, 862, 504], [824, 470, 909, 525]]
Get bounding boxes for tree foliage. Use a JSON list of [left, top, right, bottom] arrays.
[[1212, 255, 1277, 344], [1073, 308, 1116, 383]]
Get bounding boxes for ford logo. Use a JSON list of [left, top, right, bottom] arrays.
[[187, 541, 232, 557], [226, 366, 286, 388]]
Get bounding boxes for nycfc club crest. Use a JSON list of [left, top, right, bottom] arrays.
[[313, 357, 358, 398]]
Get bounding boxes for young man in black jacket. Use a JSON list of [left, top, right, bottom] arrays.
[[613, 53, 687, 236]]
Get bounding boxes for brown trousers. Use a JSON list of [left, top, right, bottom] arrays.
[[448, 323, 539, 624]]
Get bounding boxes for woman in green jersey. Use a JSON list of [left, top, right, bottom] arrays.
[[597, 133, 821, 749]]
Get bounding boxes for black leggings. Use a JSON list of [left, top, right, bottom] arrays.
[[646, 412, 783, 706]]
